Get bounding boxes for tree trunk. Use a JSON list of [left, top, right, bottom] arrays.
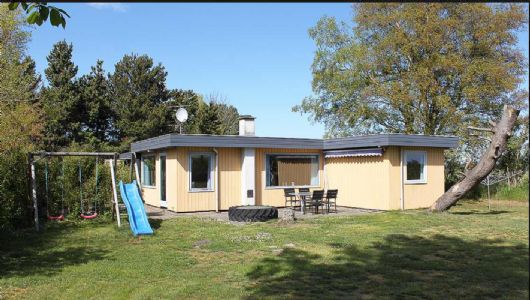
[[430, 105, 520, 212]]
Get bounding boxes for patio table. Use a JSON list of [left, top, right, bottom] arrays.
[[289, 192, 312, 214]]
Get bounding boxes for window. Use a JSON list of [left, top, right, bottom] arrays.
[[142, 155, 156, 187], [266, 154, 319, 187], [405, 151, 427, 184], [189, 153, 214, 191]]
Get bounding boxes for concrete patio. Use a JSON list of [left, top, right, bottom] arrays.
[[144, 204, 380, 222]]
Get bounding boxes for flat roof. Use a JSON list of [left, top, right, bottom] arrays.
[[130, 133, 458, 153]]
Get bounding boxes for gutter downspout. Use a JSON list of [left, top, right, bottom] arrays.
[[213, 148, 219, 213], [400, 147, 404, 210]]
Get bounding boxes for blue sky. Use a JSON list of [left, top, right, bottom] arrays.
[[27, 3, 528, 138]]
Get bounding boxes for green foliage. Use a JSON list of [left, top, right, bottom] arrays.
[[0, 5, 41, 105], [78, 60, 117, 149], [295, 3, 528, 137], [0, 6, 43, 231], [8, 2, 69, 28], [216, 102, 239, 135], [493, 173, 529, 201], [496, 114, 529, 175], [41, 41, 82, 149], [168, 89, 203, 134], [205, 93, 240, 135], [166, 91, 240, 135], [109, 54, 172, 150], [34, 154, 130, 222], [199, 100, 222, 135]]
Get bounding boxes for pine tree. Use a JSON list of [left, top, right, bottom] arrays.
[[167, 89, 203, 134], [109, 54, 171, 149], [204, 93, 239, 135], [41, 40, 81, 149], [79, 60, 115, 148], [199, 101, 222, 135]]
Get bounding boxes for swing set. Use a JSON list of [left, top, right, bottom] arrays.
[[29, 152, 122, 231]]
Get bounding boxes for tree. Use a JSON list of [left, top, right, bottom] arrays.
[[205, 93, 239, 135], [41, 40, 81, 149], [109, 54, 172, 149], [8, 2, 69, 28], [167, 89, 203, 134], [0, 6, 43, 230], [199, 101, 222, 135], [0, 5, 40, 104], [294, 3, 528, 138], [495, 113, 529, 185], [78, 60, 116, 148], [430, 105, 520, 212]]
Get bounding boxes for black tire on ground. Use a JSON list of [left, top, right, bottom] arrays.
[[228, 205, 278, 222]]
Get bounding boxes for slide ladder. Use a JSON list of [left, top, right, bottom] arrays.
[[119, 180, 153, 236]]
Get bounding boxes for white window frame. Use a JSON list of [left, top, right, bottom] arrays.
[[264, 153, 321, 189], [189, 152, 215, 192], [403, 150, 427, 184], [141, 154, 156, 188]]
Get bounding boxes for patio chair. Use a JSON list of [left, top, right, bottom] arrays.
[[298, 187, 310, 193], [283, 188, 298, 208], [307, 190, 325, 214], [324, 189, 338, 213]]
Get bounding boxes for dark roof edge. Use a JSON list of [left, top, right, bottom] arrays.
[[130, 134, 459, 152]]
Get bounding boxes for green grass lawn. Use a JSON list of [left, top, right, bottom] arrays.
[[1, 199, 528, 299]]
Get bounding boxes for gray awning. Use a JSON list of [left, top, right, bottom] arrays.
[[324, 148, 383, 158]]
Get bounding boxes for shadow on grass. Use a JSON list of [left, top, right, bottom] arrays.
[[450, 210, 511, 215], [148, 218, 163, 230], [246, 234, 529, 299], [0, 222, 109, 279]]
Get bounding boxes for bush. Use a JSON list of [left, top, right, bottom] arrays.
[[493, 173, 529, 201], [0, 151, 33, 231]]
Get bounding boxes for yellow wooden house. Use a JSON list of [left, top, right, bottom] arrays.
[[123, 116, 457, 212]]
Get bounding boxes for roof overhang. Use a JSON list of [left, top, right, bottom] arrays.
[[130, 133, 459, 153], [131, 134, 323, 152]]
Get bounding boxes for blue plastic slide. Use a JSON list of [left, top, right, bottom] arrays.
[[119, 180, 153, 236]]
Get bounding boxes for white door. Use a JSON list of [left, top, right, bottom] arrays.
[[160, 153, 167, 208]]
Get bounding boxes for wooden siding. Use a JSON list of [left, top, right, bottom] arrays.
[[255, 148, 323, 207], [218, 148, 242, 210], [325, 146, 445, 210], [325, 154, 390, 210], [139, 145, 445, 212], [387, 147, 445, 209], [141, 147, 242, 212]]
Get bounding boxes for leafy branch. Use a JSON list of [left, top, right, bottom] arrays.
[[8, 2, 69, 28]]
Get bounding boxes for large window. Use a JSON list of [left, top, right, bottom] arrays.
[[405, 151, 426, 184], [266, 154, 319, 187], [142, 155, 156, 187], [189, 153, 214, 191]]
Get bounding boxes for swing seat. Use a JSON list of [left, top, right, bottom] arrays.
[[48, 214, 64, 221], [80, 212, 98, 219]]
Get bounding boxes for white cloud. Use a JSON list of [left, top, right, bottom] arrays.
[[87, 3, 128, 12]]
